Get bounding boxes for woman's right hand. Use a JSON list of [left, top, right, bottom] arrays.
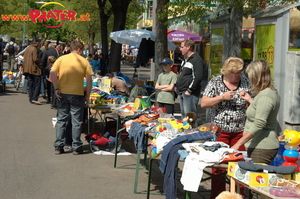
[[239, 90, 252, 103]]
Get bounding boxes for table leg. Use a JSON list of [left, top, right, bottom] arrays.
[[114, 114, 122, 168], [87, 107, 90, 134], [133, 152, 141, 193], [230, 177, 236, 193]]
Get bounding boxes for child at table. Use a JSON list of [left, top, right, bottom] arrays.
[[155, 58, 178, 115]]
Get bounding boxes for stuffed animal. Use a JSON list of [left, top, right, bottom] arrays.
[[216, 191, 243, 199], [182, 112, 197, 128]]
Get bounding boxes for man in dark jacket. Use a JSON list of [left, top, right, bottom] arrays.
[[41, 43, 59, 106], [176, 39, 204, 120]]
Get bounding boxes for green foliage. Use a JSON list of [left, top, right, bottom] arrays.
[[168, 0, 297, 24], [126, 0, 145, 29]]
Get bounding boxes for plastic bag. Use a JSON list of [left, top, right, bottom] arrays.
[[140, 96, 151, 109], [128, 85, 147, 102]]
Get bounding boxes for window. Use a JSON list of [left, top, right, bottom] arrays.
[[147, 1, 153, 19], [289, 8, 300, 51]]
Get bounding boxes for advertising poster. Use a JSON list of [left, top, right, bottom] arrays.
[[210, 28, 224, 78], [255, 24, 275, 77]]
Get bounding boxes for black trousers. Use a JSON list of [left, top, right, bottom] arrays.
[[27, 74, 41, 102]]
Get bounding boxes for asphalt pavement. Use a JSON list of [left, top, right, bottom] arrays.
[[0, 62, 213, 199]]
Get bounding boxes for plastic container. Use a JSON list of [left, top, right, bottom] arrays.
[[270, 143, 285, 166], [151, 107, 166, 113]]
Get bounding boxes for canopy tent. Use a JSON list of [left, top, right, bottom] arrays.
[[110, 29, 176, 50], [167, 30, 202, 42]]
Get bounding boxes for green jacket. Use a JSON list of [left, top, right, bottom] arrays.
[[244, 88, 280, 149]]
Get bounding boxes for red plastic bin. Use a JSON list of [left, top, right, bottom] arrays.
[[151, 107, 166, 113]]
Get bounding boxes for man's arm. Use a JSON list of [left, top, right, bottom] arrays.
[[41, 51, 48, 68], [190, 58, 204, 91], [50, 69, 61, 100], [85, 75, 92, 106]]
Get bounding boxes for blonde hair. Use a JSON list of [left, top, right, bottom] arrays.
[[246, 59, 272, 94], [48, 56, 56, 64], [220, 57, 244, 75], [216, 191, 243, 199]]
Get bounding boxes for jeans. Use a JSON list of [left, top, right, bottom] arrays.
[[159, 131, 213, 199], [40, 75, 46, 96], [54, 94, 84, 151], [22, 78, 28, 93], [178, 93, 200, 119], [27, 74, 41, 102], [7, 55, 15, 72]]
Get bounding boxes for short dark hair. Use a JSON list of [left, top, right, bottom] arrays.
[[70, 40, 84, 51], [105, 72, 114, 78], [31, 38, 41, 44], [10, 37, 15, 42], [182, 39, 195, 51], [93, 54, 99, 60]]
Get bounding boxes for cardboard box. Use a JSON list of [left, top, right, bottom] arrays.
[[293, 172, 300, 182], [227, 162, 291, 186]]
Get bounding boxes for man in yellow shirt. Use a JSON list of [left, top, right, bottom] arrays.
[[50, 40, 94, 155]]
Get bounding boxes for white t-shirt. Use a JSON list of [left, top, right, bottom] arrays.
[[5, 41, 19, 55]]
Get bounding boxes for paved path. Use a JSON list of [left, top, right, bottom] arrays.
[[0, 62, 215, 199]]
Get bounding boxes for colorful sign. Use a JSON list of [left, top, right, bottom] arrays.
[[1, 1, 90, 28], [210, 28, 224, 78], [255, 24, 275, 77]]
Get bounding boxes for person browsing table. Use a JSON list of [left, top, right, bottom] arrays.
[[50, 40, 94, 155], [201, 57, 253, 199], [231, 59, 280, 164]]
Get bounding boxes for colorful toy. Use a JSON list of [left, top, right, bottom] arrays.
[[281, 129, 300, 172]]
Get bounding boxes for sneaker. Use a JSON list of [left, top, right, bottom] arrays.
[[64, 145, 72, 150], [32, 100, 42, 105], [55, 147, 64, 155], [73, 148, 83, 155]]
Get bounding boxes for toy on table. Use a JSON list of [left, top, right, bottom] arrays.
[[89, 93, 111, 106], [182, 112, 197, 128], [280, 129, 300, 172]]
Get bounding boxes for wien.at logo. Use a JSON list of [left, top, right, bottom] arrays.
[[1, 2, 90, 28]]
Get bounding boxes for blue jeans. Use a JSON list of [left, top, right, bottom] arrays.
[[54, 94, 84, 151], [178, 93, 200, 119], [40, 75, 46, 96]]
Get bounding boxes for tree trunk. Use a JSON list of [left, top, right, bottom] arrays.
[[88, 32, 95, 53], [228, 6, 243, 58], [154, 0, 169, 80], [109, 0, 131, 73], [97, 0, 113, 75]]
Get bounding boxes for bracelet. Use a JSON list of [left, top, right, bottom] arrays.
[[222, 94, 225, 100]]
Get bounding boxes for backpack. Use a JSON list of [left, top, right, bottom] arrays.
[[7, 43, 15, 55]]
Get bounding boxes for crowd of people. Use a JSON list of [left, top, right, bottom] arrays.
[[154, 39, 280, 199], [0, 36, 281, 198]]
